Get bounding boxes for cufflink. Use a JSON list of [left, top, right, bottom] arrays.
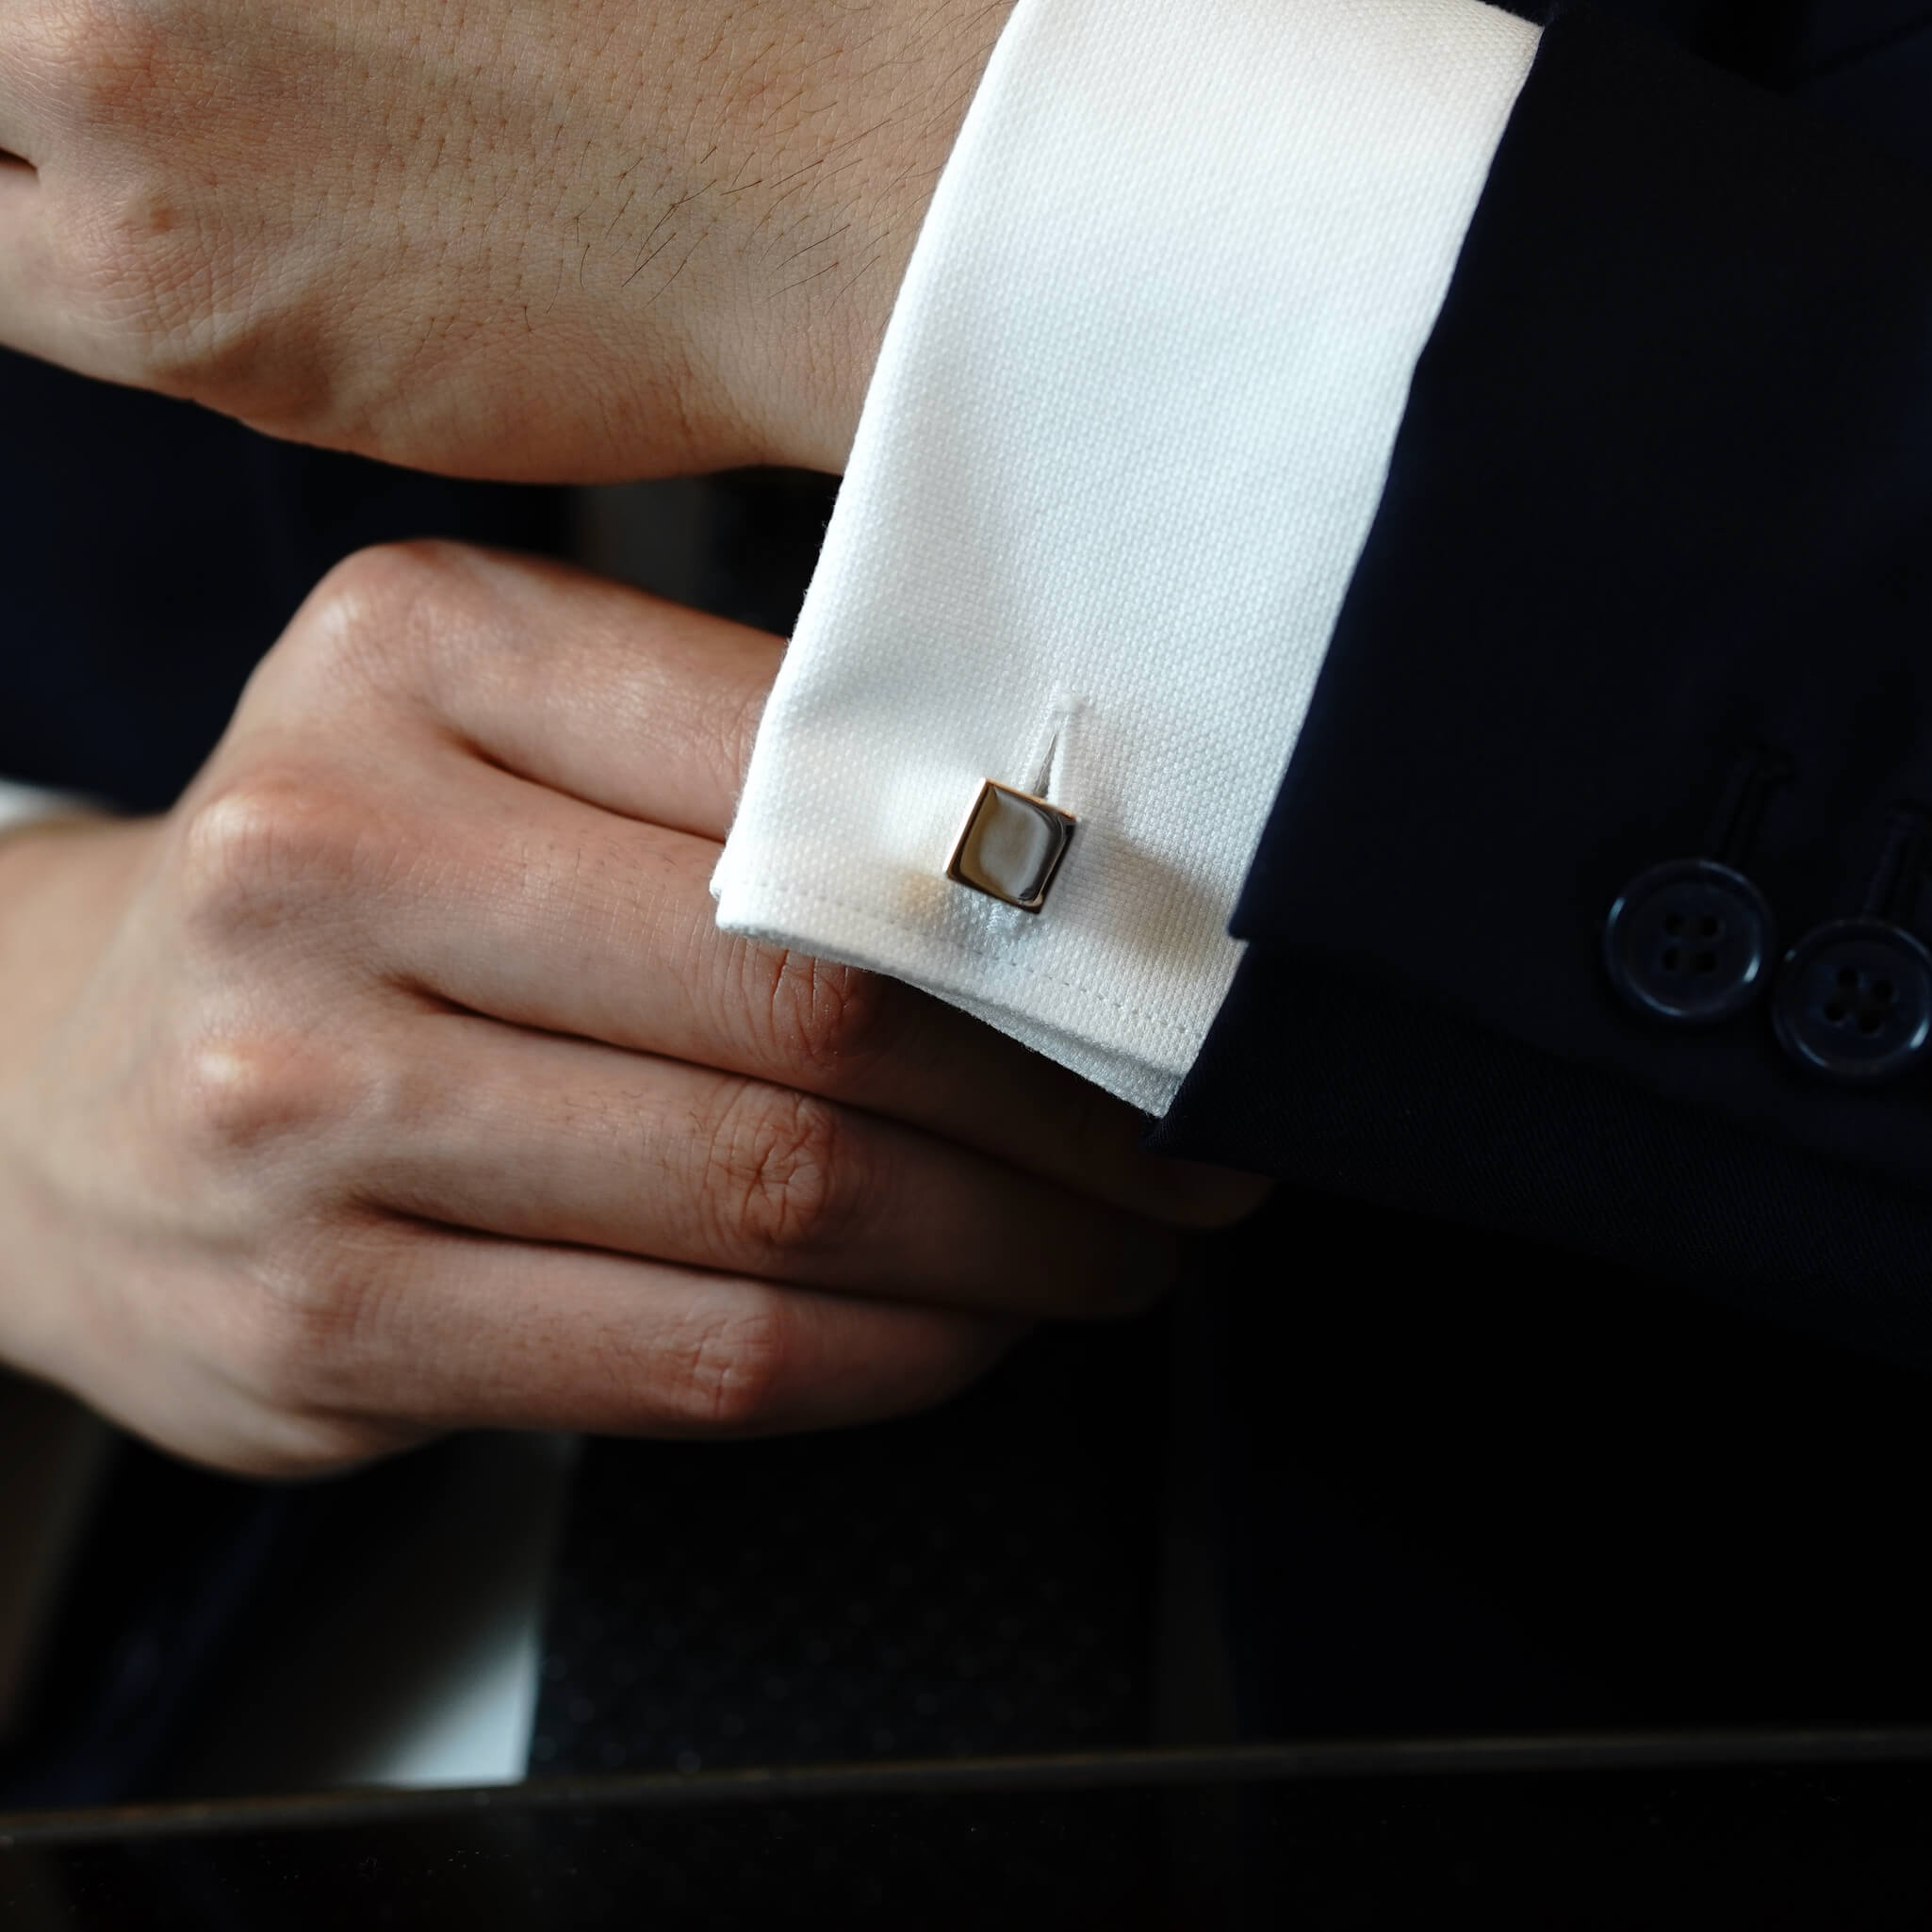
[[946, 779, 1076, 912]]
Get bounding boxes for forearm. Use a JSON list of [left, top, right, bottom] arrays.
[[676, 0, 1019, 472], [0, 0, 1012, 479]]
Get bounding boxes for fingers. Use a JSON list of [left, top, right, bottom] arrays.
[[291, 546, 779, 843], [239, 545, 1265, 1226], [354, 1009, 1178, 1318], [341, 774, 1246, 1226], [259, 1227, 1020, 1442], [439, 570, 778, 843]]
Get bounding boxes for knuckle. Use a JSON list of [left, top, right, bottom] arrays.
[[173, 769, 381, 940], [743, 945, 896, 1083], [280, 541, 503, 708], [227, 1233, 389, 1417], [663, 1292, 792, 1432], [703, 1083, 865, 1266], [294, 540, 467, 676], [224, 1280, 338, 1416], [307, 538, 471, 619], [174, 1028, 357, 1162]]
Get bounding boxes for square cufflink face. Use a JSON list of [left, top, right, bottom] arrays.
[[946, 780, 1076, 912]]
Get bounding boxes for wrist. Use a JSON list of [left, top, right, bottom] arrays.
[[0, 817, 157, 1386], [683, 0, 1014, 473], [0, 817, 154, 1085]]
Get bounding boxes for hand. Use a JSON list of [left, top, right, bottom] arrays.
[[0, 543, 1258, 1475], [0, 0, 1004, 480]]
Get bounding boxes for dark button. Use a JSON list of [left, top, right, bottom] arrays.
[[1604, 859, 1775, 1023], [1772, 918, 1932, 1083]]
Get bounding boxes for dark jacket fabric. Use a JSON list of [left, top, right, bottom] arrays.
[[1145, 0, 1932, 1745], [1158, 0, 1932, 1370], [1, 354, 562, 814]]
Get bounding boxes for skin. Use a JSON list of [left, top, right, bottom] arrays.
[[0, 545, 1262, 1476], [0, 0, 1269, 1475], [0, 0, 1016, 477]]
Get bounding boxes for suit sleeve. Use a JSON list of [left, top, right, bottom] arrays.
[[1152, 2, 1932, 1367]]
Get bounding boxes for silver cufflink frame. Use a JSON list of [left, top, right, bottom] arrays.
[[945, 778, 1077, 913]]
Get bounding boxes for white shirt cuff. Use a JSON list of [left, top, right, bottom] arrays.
[[714, 0, 1539, 1114]]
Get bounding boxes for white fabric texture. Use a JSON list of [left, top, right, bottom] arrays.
[[0, 778, 82, 832], [715, 0, 1539, 1113]]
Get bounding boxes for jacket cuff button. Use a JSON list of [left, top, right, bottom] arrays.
[[1772, 919, 1932, 1083], [1603, 858, 1775, 1024]]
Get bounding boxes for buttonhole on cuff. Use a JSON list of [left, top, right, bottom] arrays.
[[1023, 689, 1088, 809]]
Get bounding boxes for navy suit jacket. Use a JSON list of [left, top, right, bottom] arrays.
[[1142, 0, 1932, 1739], [1162, 0, 1932, 1367]]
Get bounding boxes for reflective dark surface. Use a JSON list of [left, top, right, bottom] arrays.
[[8, 1735, 1932, 1929]]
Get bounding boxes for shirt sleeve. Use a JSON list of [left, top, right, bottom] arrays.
[[712, 0, 1539, 1113]]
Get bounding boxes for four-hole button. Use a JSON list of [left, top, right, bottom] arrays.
[[1603, 859, 1775, 1025], [1771, 919, 1932, 1084]]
